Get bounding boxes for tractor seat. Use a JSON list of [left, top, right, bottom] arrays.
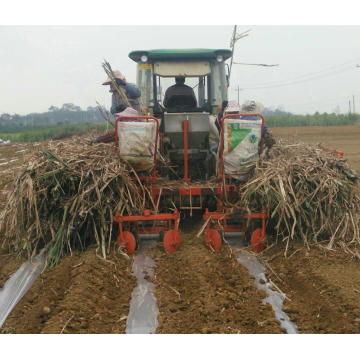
[[166, 95, 197, 108]]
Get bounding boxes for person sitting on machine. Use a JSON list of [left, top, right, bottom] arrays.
[[163, 77, 197, 108], [102, 70, 142, 115]]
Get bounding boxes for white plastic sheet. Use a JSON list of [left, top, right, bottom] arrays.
[[0, 250, 46, 328], [227, 237, 298, 334], [209, 115, 220, 155], [125, 240, 159, 334]]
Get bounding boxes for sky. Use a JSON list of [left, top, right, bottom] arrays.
[[1, 25, 359, 116]]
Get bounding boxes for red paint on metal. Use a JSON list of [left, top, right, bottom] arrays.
[[204, 229, 222, 252], [163, 230, 181, 254], [251, 228, 267, 253], [184, 120, 189, 182], [321, 146, 344, 159], [117, 231, 136, 255]]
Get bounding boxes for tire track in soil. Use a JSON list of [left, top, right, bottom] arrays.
[[147, 225, 286, 334], [262, 244, 360, 334], [1, 247, 136, 334]]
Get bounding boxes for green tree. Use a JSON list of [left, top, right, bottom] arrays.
[[0, 113, 11, 121]]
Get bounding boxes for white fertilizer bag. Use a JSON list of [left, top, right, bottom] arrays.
[[209, 115, 220, 155], [117, 122, 157, 172], [223, 119, 261, 180]]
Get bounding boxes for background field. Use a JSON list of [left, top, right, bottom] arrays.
[[272, 125, 360, 173]]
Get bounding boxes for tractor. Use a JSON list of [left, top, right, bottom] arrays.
[[113, 49, 269, 254]]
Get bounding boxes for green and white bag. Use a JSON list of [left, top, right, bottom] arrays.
[[223, 119, 261, 180]]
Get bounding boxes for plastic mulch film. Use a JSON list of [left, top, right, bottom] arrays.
[[0, 249, 46, 328], [227, 237, 298, 334], [126, 240, 159, 334]]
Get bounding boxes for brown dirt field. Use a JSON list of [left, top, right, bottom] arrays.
[[1, 247, 136, 334], [272, 125, 360, 174], [0, 247, 23, 290], [260, 243, 360, 334], [147, 224, 284, 334]]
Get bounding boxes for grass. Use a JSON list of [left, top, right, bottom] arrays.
[[0, 123, 109, 143]]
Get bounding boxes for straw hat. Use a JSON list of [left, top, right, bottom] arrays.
[[102, 70, 127, 85], [224, 100, 240, 114], [114, 107, 140, 121], [239, 100, 265, 114]]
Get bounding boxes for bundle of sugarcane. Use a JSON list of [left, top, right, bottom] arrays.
[[236, 141, 360, 256], [0, 137, 144, 267]]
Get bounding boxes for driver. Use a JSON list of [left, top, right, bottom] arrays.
[[163, 77, 197, 108]]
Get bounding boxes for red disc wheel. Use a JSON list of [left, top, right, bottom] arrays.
[[163, 230, 181, 254], [117, 231, 136, 255], [204, 229, 222, 252], [251, 229, 267, 253]]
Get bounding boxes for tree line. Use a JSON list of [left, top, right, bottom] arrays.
[[0, 103, 109, 131]]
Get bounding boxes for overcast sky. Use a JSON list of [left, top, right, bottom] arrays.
[[1, 25, 359, 115]]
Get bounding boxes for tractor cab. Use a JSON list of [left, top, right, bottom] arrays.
[[128, 49, 232, 181]]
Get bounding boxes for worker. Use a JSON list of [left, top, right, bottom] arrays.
[[94, 107, 140, 143], [163, 77, 197, 108], [215, 100, 229, 133], [102, 70, 142, 115], [238, 100, 276, 150]]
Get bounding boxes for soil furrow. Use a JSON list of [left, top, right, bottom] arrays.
[[1, 247, 136, 334], [147, 226, 285, 334]]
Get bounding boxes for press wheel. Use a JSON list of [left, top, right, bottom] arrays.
[[204, 229, 222, 252], [117, 231, 136, 255], [163, 230, 181, 254], [251, 229, 267, 253]]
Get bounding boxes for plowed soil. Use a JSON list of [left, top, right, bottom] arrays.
[[1, 247, 136, 334], [147, 223, 284, 334], [259, 243, 360, 333]]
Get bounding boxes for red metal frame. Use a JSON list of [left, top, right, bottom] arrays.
[[115, 115, 160, 180], [321, 146, 344, 159], [114, 209, 180, 245], [183, 119, 189, 182], [203, 207, 268, 244], [219, 113, 265, 179], [113, 113, 269, 253]]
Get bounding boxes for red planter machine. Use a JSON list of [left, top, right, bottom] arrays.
[[114, 114, 269, 255]]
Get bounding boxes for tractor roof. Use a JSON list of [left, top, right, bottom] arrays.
[[128, 48, 232, 62]]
